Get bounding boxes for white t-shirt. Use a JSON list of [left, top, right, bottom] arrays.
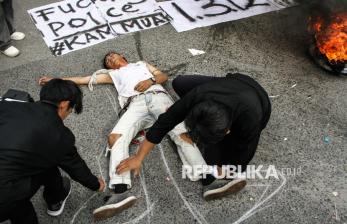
[[108, 61, 166, 108]]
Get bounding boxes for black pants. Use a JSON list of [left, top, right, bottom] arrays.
[[0, 168, 67, 224], [172, 75, 268, 185], [0, 0, 15, 50]]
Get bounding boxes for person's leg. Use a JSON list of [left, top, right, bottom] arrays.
[[8, 200, 38, 224], [201, 138, 248, 200], [2, 0, 14, 34], [31, 167, 67, 205], [172, 75, 220, 98], [107, 97, 153, 190], [0, 3, 11, 50], [93, 96, 153, 221], [30, 167, 71, 216], [220, 134, 261, 173], [200, 143, 223, 186]]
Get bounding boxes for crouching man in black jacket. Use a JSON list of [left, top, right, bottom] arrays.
[[116, 73, 271, 200], [0, 79, 105, 224]]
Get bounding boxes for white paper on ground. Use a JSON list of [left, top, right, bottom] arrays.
[[28, 0, 170, 56], [158, 0, 297, 32], [188, 48, 206, 56]]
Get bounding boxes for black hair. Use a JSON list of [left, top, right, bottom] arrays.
[[40, 79, 83, 114], [103, 51, 128, 69], [185, 100, 230, 146]]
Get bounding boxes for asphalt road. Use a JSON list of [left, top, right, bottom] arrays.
[[0, 1, 346, 224]]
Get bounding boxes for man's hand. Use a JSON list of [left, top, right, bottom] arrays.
[[38, 76, 53, 86], [116, 155, 142, 176], [98, 178, 106, 192], [134, 79, 153, 92]]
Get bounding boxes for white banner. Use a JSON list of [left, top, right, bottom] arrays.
[[158, 0, 297, 32], [28, 0, 170, 56]]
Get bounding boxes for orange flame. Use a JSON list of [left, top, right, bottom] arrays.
[[311, 13, 347, 63]]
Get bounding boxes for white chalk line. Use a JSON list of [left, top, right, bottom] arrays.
[[70, 192, 99, 224], [139, 165, 152, 224], [256, 185, 270, 205], [70, 144, 106, 224], [269, 82, 297, 99], [104, 88, 118, 114], [104, 90, 154, 223], [232, 170, 287, 224], [158, 144, 208, 224], [120, 202, 156, 224]]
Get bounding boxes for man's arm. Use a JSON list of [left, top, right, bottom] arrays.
[[146, 63, 168, 84], [59, 130, 105, 191], [38, 73, 113, 86], [116, 87, 199, 175], [134, 63, 168, 92]]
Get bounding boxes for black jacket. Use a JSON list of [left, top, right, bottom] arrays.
[[146, 73, 271, 149], [0, 101, 99, 203]]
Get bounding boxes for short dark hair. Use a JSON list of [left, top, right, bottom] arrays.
[[103, 51, 128, 69], [40, 79, 83, 114], [185, 101, 230, 146]]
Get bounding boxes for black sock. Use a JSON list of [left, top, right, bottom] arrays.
[[113, 184, 128, 194], [201, 174, 216, 186]]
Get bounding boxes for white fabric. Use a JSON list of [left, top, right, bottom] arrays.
[[88, 62, 166, 108], [108, 93, 207, 189], [27, 0, 169, 56], [109, 61, 165, 98], [158, 0, 296, 32]]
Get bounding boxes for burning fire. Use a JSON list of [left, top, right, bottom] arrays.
[[309, 12, 347, 64]]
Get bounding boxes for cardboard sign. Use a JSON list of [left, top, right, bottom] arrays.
[[28, 0, 170, 56], [158, 0, 297, 32]]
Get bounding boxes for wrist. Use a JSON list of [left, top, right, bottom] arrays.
[[136, 153, 145, 162], [149, 77, 156, 85]]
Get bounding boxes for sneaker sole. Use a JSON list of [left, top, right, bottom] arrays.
[[46, 183, 72, 216], [93, 196, 137, 221], [203, 179, 247, 201]]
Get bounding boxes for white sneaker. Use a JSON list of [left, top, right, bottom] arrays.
[[1, 46, 20, 57], [10, 32, 25, 41]]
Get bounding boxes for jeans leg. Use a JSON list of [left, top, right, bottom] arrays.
[[108, 97, 152, 189], [31, 167, 66, 205], [2, 0, 14, 33], [168, 122, 208, 181], [172, 75, 220, 98], [0, 2, 11, 50]]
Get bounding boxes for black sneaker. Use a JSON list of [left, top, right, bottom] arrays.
[[203, 177, 247, 200], [93, 192, 137, 221], [46, 176, 71, 216]]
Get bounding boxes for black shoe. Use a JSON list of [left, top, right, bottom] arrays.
[[93, 192, 137, 221], [46, 176, 71, 216], [203, 177, 247, 200]]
